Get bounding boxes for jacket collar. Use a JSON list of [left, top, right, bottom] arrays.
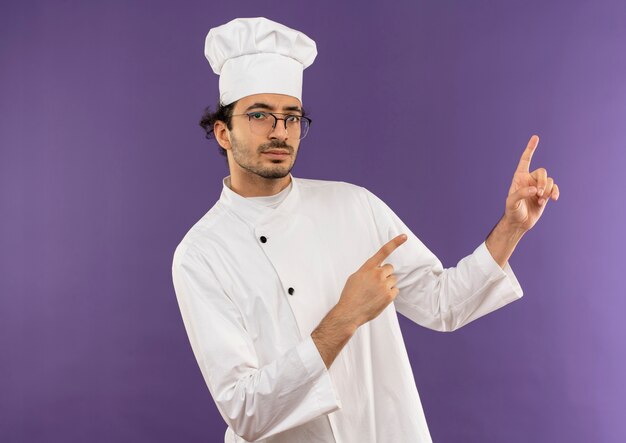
[[218, 173, 301, 227]]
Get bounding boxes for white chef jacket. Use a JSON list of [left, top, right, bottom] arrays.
[[171, 174, 524, 443]]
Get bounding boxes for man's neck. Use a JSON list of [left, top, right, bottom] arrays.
[[227, 174, 292, 197]]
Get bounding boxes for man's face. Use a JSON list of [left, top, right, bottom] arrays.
[[226, 93, 303, 180]]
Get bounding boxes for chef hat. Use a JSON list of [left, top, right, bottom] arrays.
[[204, 17, 317, 106]]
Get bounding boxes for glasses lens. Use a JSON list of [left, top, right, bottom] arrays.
[[294, 117, 310, 140], [248, 113, 310, 140], [285, 115, 310, 140], [248, 112, 273, 136]]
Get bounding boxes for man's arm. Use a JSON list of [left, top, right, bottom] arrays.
[[312, 234, 408, 368], [362, 188, 524, 332], [311, 305, 357, 369], [172, 244, 341, 442]]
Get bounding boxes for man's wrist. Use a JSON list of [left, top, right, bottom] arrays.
[[499, 214, 528, 239], [331, 302, 360, 334], [485, 215, 526, 268]]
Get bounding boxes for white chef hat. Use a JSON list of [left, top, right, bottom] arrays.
[[204, 17, 318, 106]]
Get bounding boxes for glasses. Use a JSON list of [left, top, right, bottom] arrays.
[[231, 111, 312, 140]]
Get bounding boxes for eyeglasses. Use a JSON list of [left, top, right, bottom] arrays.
[[230, 111, 312, 140]]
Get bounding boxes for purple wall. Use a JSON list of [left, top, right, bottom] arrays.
[[2, 1, 624, 442]]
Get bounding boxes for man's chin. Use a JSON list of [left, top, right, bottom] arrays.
[[258, 161, 295, 179], [239, 159, 295, 180], [260, 169, 291, 179]]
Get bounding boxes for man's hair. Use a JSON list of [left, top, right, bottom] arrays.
[[199, 100, 238, 160]]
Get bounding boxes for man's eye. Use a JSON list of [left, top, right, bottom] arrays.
[[251, 112, 267, 119], [286, 115, 301, 123]]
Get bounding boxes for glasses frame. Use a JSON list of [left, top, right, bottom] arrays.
[[230, 111, 312, 140]]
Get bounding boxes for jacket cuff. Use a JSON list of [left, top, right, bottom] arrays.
[[296, 336, 343, 414], [473, 241, 524, 300]]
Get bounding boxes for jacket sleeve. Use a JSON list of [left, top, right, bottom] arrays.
[[363, 188, 524, 332], [171, 243, 341, 442]]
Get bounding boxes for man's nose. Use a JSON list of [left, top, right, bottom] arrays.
[[269, 118, 289, 140]]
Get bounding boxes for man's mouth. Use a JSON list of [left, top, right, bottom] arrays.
[[262, 150, 290, 157]]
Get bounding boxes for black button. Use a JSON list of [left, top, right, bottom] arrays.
[[260, 236, 267, 243], [288, 287, 294, 295]]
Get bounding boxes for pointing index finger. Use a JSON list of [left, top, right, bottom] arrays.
[[516, 135, 539, 174], [366, 234, 408, 268]]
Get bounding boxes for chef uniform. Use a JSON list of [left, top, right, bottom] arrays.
[[172, 17, 524, 443]]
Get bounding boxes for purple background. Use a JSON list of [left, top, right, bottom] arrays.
[[2, 1, 624, 442]]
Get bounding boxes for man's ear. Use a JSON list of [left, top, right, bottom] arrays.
[[214, 121, 232, 150]]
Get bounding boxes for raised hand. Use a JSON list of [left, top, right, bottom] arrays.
[[337, 234, 408, 328], [504, 135, 560, 232]]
